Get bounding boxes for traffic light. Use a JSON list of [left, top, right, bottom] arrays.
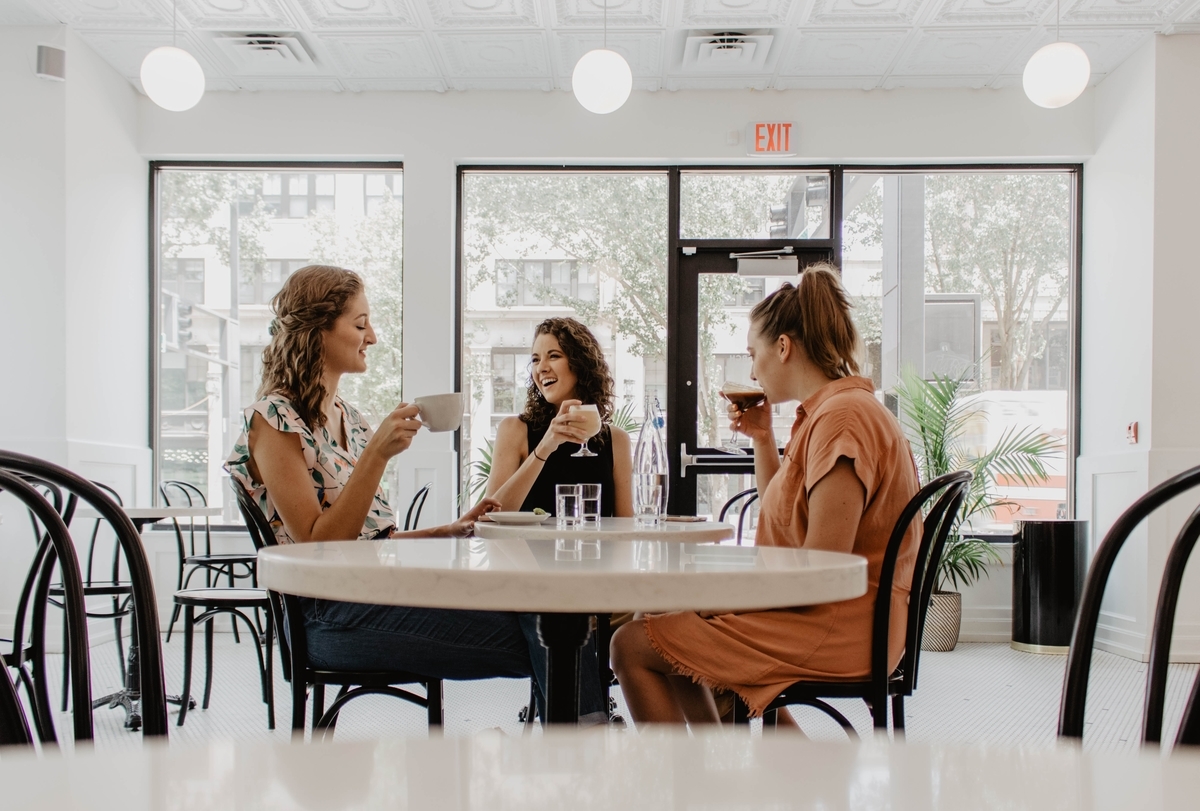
[[769, 175, 832, 239], [768, 204, 789, 239], [176, 301, 193, 345]]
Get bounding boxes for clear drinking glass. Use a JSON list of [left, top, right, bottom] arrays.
[[580, 483, 602, 525], [569, 403, 602, 457], [719, 382, 766, 452], [635, 473, 664, 527], [556, 483, 582, 529]]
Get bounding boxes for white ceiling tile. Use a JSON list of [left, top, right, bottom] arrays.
[[883, 73, 993, 87], [42, 0, 168, 28], [1065, 0, 1190, 23], [1001, 25, 1154, 74], [321, 31, 440, 76], [804, 0, 928, 27], [663, 75, 771, 88], [425, 0, 541, 27], [292, 0, 420, 29], [890, 26, 1031, 75], [779, 28, 908, 75], [0, 0, 62, 24], [448, 76, 555, 88], [174, 0, 299, 30], [555, 31, 664, 76], [341, 77, 448, 90], [678, 0, 798, 28], [774, 75, 886, 88], [435, 31, 550, 74], [74, 28, 221, 76], [553, 0, 666, 27], [931, 0, 1054, 25], [233, 76, 347, 89]]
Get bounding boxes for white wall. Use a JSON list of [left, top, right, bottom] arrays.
[[138, 85, 1095, 525], [0, 27, 148, 643], [1077, 34, 1200, 662]]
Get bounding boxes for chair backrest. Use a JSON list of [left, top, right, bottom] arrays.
[[0, 470, 94, 745], [1059, 464, 1200, 747], [0, 449, 169, 738], [717, 487, 759, 545], [231, 479, 297, 683], [873, 470, 972, 697], [79, 480, 124, 587], [404, 483, 432, 532], [160, 479, 211, 559]]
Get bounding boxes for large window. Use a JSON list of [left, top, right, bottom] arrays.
[[460, 171, 669, 501], [842, 171, 1075, 533], [153, 164, 403, 517]]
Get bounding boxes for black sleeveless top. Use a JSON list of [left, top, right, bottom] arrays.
[[520, 422, 617, 517]]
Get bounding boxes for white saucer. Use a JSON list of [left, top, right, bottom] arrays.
[[486, 511, 550, 526]]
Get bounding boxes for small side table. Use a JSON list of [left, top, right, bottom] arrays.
[[1011, 519, 1088, 654]]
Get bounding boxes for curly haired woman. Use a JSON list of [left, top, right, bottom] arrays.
[[226, 265, 553, 700], [485, 317, 633, 517]]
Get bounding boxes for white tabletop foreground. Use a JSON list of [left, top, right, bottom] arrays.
[[76, 506, 223, 521], [258, 537, 866, 613], [5, 730, 1199, 811], [475, 516, 735, 543]]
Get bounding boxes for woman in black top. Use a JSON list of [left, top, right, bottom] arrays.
[[487, 318, 633, 517]]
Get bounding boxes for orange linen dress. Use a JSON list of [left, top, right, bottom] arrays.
[[644, 376, 921, 716]]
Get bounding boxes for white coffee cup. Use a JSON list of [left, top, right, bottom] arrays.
[[413, 393, 463, 432]]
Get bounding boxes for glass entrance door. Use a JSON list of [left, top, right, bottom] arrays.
[[666, 169, 839, 526]]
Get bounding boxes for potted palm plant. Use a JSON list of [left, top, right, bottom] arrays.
[[894, 367, 1060, 651]]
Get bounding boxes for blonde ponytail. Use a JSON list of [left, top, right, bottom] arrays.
[[749, 263, 861, 379]]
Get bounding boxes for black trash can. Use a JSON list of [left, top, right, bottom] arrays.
[[1011, 519, 1088, 654]]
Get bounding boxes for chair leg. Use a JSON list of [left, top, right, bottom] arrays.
[[202, 618, 215, 710], [291, 681, 307, 735], [892, 695, 906, 738], [60, 615, 70, 712], [165, 604, 182, 644], [228, 567, 241, 643], [312, 683, 326, 730], [427, 679, 443, 732], [17, 664, 53, 743], [113, 612, 127, 686], [178, 605, 195, 726], [264, 610, 275, 731]]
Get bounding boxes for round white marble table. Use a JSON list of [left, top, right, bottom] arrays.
[[475, 515, 735, 543], [6, 730, 1200, 810], [258, 537, 866, 724]]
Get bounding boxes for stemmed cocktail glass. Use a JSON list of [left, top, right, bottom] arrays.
[[719, 382, 766, 452], [569, 404, 602, 457]]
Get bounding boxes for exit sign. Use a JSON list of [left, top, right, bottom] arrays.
[[747, 121, 797, 156]]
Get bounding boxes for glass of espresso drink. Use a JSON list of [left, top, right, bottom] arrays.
[[719, 382, 766, 451], [569, 403, 602, 457]]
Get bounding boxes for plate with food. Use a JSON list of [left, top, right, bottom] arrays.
[[486, 510, 552, 526]]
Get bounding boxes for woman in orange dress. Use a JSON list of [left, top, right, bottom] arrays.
[[611, 264, 920, 724]]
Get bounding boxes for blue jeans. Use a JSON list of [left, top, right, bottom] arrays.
[[301, 600, 605, 723]]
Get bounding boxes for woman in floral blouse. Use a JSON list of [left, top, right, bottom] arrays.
[[225, 265, 596, 710]]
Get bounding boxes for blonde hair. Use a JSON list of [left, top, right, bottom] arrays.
[[749, 263, 861, 379], [258, 265, 363, 430]]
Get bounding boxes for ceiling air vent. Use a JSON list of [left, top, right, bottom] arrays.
[[211, 33, 318, 74], [681, 31, 774, 73]]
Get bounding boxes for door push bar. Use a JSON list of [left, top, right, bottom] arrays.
[[679, 444, 754, 478]]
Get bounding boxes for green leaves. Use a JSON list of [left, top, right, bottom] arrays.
[[896, 366, 1061, 591]]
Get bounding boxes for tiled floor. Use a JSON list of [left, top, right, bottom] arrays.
[[35, 632, 1199, 753]]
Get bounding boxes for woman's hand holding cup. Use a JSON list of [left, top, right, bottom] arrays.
[[533, 399, 590, 459], [368, 403, 423, 461]]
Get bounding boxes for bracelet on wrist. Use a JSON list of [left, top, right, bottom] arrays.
[[532, 449, 548, 462]]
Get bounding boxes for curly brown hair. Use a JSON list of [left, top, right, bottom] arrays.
[[520, 317, 615, 432], [257, 265, 363, 431]]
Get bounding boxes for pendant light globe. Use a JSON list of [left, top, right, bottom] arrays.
[[572, 49, 632, 115], [140, 46, 205, 112], [1022, 41, 1090, 109]]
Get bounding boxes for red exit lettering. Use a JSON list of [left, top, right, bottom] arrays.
[[750, 122, 795, 154]]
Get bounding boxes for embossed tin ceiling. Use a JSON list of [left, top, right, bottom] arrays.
[[2, 0, 1197, 93]]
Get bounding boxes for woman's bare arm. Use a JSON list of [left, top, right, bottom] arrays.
[[610, 426, 634, 517], [484, 416, 542, 511], [249, 412, 388, 542], [803, 457, 866, 554]]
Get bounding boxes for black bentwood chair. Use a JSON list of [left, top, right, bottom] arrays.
[[0, 450, 170, 739], [0, 471, 93, 746], [734, 470, 972, 738], [232, 480, 443, 740], [1060, 465, 1200, 748], [161, 480, 257, 643], [403, 483, 432, 532], [718, 488, 760, 545]]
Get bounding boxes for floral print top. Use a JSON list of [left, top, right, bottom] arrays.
[[225, 394, 397, 544]]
